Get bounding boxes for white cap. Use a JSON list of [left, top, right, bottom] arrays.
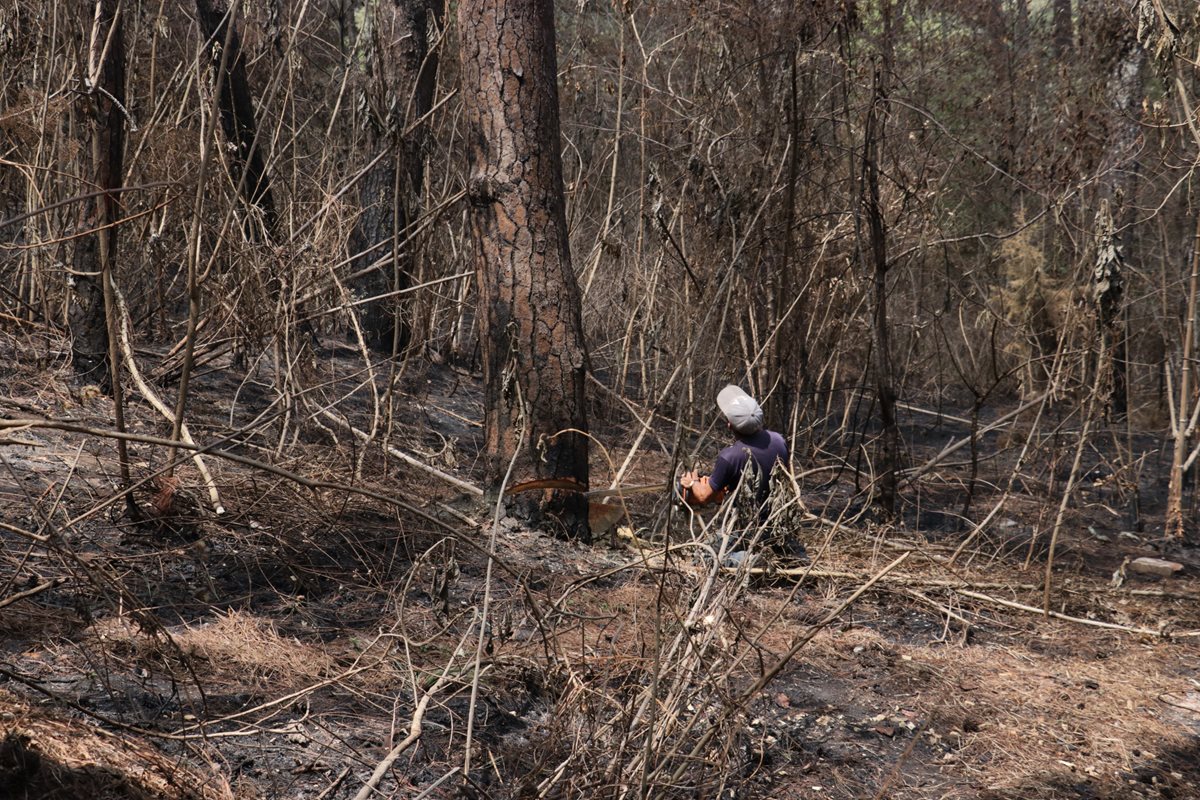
[[716, 385, 763, 435]]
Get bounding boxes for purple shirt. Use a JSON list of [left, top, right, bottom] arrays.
[[709, 429, 789, 517]]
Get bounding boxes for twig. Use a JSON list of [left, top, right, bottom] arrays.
[[315, 768, 351, 800], [0, 520, 49, 544], [463, 389, 525, 781], [1043, 339, 1102, 613], [900, 587, 972, 626]]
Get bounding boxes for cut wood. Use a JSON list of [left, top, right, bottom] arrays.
[[1129, 557, 1184, 577]]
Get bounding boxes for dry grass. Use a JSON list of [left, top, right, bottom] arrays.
[[89, 611, 336, 692], [0, 688, 233, 800]]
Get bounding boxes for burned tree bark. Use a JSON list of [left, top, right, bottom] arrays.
[[861, 71, 900, 517], [69, 0, 125, 389], [69, 0, 137, 520], [349, 0, 441, 353], [1052, 0, 1073, 57], [458, 0, 590, 539], [194, 0, 277, 240], [1097, 7, 1144, 418]]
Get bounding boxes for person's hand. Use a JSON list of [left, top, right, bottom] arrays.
[[680, 471, 714, 505]]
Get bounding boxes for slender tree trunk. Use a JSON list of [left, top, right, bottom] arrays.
[[459, 0, 590, 539], [1100, 18, 1144, 417], [194, 0, 277, 241], [767, 49, 808, 432], [1166, 211, 1200, 541], [862, 69, 900, 517], [349, 0, 442, 353], [69, 0, 125, 390], [1093, 201, 1126, 418], [70, 0, 137, 519], [1052, 0, 1073, 58]]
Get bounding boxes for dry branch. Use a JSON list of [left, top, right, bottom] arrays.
[[111, 280, 224, 514], [0, 417, 464, 536], [953, 589, 1200, 638], [316, 407, 483, 496], [0, 577, 66, 610], [349, 673, 450, 800]]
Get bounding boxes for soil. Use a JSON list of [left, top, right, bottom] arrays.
[[1, 336, 1198, 799]]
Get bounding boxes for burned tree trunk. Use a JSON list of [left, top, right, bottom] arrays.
[[1052, 0, 1073, 57], [1098, 10, 1144, 418], [861, 71, 900, 517], [349, 0, 441, 353], [69, 0, 125, 389], [194, 0, 277, 240], [69, 0, 137, 519], [459, 0, 590, 539]]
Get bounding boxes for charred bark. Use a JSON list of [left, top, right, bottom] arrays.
[[194, 0, 277, 240], [766, 50, 809, 433], [861, 70, 900, 517], [1053, 0, 1073, 57], [349, 0, 442, 353], [459, 0, 590, 539], [69, 0, 125, 390], [1105, 26, 1142, 419]]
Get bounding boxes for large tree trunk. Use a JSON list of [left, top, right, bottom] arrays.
[[348, 0, 441, 353], [69, 0, 125, 389], [459, 0, 590, 539], [194, 0, 278, 240]]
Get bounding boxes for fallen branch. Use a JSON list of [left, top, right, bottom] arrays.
[[317, 408, 483, 497], [0, 519, 49, 543], [904, 391, 1049, 483], [0, 577, 66, 610], [0, 418, 463, 538], [735, 565, 1037, 591], [954, 589, 1200, 638], [350, 673, 451, 800], [111, 281, 224, 514], [900, 587, 972, 626]]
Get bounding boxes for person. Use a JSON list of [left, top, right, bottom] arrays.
[[679, 385, 803, 562]]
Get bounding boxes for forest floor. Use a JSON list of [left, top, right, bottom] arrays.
[[1, 332, 1199, 799]]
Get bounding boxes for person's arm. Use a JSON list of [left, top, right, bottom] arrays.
[[681, 471, 719, 504], [681, 457, 731, 506]]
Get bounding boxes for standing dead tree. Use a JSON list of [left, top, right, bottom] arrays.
[[349, 0, 443, 354], [860, 68, 901, 516], [69, 0, 137, 519], [1137, 0, 1200, 541], [458, 0, 591, 539], [69, 0, 125, 391], [194, 0, 278, 241]]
